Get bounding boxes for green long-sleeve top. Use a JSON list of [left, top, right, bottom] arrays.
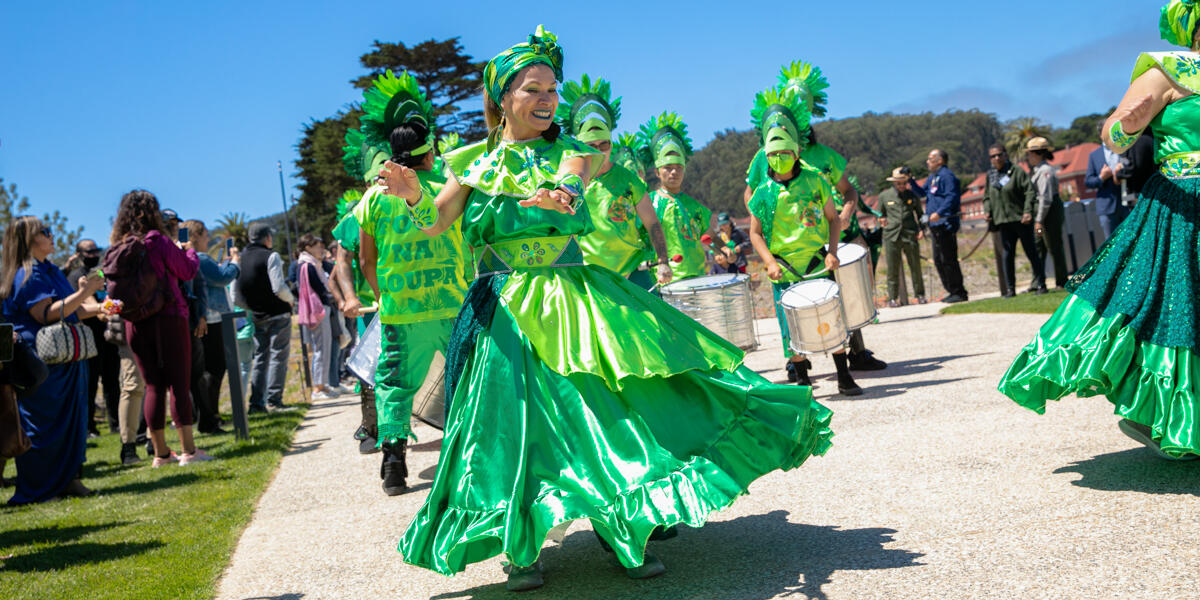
[[878, 187, 923, 244], [983, 163, 1036, 225]]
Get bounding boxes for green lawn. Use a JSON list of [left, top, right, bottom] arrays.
[[940, 288, 1068, 315], [0, 407, 307, 600]]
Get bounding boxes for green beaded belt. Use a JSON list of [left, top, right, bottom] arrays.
[[1160, 151, 1200, 178], [475, 234, 585, 277]]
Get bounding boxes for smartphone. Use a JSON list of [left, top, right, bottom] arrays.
[[226, 238, 234, 253], [0, 323, 13, 363], [178, 228, 189, 243]]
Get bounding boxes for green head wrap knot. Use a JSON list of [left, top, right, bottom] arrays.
[[556, 74, 622, 143], [635, 112, 694, 170], [483, 25, 564, 105], [1161, 0, 1200, 48]]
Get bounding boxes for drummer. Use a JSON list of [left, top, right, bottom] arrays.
[[556, 74, 674, 289], [743, 60, 887, 373], [636, 112, 713, 284], [746, 82, 862, 395], [349, 71, 472, 496]]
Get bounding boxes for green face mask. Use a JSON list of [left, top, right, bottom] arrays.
[[767, 153, 796, 176]]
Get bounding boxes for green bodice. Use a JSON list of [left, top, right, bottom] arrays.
[[444, 136, 600, 248], [1132, 52, 1200, 168], [748, 163, 833, 282], [651, 190, 712, 282]]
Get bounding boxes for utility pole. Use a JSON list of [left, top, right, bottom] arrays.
[[276, 161, 296, 254]]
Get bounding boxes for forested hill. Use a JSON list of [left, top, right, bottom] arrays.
[[681, 110, 1004, 217]]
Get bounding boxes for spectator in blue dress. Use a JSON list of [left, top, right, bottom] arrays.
[[1, 215, 105, 503]]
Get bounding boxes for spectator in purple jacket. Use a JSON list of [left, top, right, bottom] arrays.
[[109, 190, 214, 467]]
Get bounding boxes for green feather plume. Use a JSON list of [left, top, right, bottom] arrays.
[[636, 111, 694, 169], [437, 132, 462, 155], [750, 84, 811, 152], [360, 70, 436, 151], [555, 73, 622, 141], [337, 189, 363, 222], [777, 60, 829, 118], [342, 127, 390, 183], [611, 132, 644, 176]]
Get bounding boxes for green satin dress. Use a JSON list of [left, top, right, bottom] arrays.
[[998, 52, 1200, 458], [398, 135, 834, 575]]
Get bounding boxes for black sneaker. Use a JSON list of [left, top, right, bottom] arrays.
[[120, 442, 142, 466], [247, 405, 268, 415], [359, 436, 380, 455], [785, 361, 797, 383], [353, 425, 369, 441], [942, 294, 968, 304], [848, 350, 887, 371], [381, 441, 408, 496], [144, 439, 155, 458]]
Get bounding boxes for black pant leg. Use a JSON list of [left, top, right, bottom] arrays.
[[999, 224, 1019, 292], [201, 325, 226, 426], [99, 340, 121, 431], [190, 334, 216, 431], [932, 228, 967, 297], [1016, 224, 1045, 288]]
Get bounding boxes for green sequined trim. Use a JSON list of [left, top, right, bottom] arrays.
[[1109, 120, 1138, 149], [475, 235, 585, 276], [1132, 51, 1200, 94], [1161, 151, 1200, 177]]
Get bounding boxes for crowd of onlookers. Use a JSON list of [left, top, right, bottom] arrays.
[[0, 189, 352, 504]]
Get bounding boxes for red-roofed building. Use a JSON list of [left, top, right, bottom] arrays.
[[1051, 143, 1100, 202]]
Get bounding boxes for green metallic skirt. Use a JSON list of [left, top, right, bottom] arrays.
[[999, 174, 1200, 457], [399, 250, 833, 575]]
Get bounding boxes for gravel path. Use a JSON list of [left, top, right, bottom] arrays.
[[215, 301, 1200, 600]]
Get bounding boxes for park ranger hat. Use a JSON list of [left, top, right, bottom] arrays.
[[886, 166, 911, 182], [1025, 137, 1054, 152]]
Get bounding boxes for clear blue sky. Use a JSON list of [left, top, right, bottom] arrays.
[[0, 1, 1171, 244]]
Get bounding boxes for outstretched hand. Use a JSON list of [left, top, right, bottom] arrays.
[[518, 188, 576, 215], [379, 160, 422, 202]]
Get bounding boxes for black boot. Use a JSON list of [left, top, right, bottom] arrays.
[[847, 331, 887, 371], [357, 387, 379, 454], [120, 442, 142, 466], [785, 361, 797, 383], [833, 353, 862, 396], [794, 358, 812, 387], [380, 440, 408, 496]]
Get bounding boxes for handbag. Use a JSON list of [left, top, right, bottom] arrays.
[[0, 383, 31, 458], [35, 302, 98, 364]]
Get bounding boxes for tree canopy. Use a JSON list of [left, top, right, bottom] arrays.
[[0, 177, 83, 264]]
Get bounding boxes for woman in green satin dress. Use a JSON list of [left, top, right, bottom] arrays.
[[377, 26, 834, 591], [998, 0, 1200, 460]]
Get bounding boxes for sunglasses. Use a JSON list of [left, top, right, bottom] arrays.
[[989, 154, 1005, 159], [38, 227, 53, 238]]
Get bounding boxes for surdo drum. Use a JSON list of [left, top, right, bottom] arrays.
[[660, 273, 757, 351]]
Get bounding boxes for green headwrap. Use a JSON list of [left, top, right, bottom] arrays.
[[751, 83, 811, 156], [556, 74, 621, 143], [483, 25, 563, 106], [636, 112, 694, 169], [777, 60, 830, 118], [1161, 0, 1200, 48]]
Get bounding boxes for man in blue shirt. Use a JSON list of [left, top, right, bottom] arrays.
[[909, 149, 968, 303], [1085, 125, 1130, 238]]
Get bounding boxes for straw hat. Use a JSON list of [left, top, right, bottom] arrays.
[[1025, 137, 1054, 152], [885, 166, 911, 182]]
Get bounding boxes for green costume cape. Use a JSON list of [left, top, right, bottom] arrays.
[[998, 50, 1200, 457]]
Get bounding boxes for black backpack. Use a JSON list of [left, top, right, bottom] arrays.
[[102, 235, 165, 322]]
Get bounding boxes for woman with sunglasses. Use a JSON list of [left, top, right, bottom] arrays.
[[1, 216, 104, 503]]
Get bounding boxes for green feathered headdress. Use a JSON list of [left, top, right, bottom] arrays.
[[611, 132, 644, 178], [360, 70, 436, 156], [750, 84, 811, 155], [342, 127, 391, 183], [337, 189, 363, 222], [636, 112, 694, 169], [556, 74, 621, 143], [777, 60, 829, 119], [437, 132, 462, 155]]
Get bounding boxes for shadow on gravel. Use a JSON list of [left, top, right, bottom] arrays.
[[1055, 448, 1200, 495], [410, 438, 445, 453], [284, 437, 330, 456], [854, 353, 992, 380], [241, 595, 305, 600], [430, 510, 922, 600]]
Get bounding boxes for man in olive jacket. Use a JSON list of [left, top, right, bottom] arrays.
[[879, 167, 926, 306], [983, 144, 1046, 296]]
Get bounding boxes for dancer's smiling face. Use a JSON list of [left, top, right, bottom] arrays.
[[501, 64, 558, 139]]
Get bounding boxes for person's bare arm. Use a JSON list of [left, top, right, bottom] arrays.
[[30, 273, 104, 323], [823, 198, 842, 272], [634, 192, 673, 282], [749, 213, 781, 281], [360, 229, 380, 300], [1103, 67, 1188, 153], [334, 246, 363, 317], [836, 174, 858, 227]]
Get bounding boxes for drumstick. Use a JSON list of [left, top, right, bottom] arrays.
[[356, 305, 379, 315], [772, 254, 829, 281]]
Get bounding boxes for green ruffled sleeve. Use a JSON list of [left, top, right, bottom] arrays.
[[1133, 51, 1200, 94], [748, 181, 780, 246], [441, 137, 600, 199]]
